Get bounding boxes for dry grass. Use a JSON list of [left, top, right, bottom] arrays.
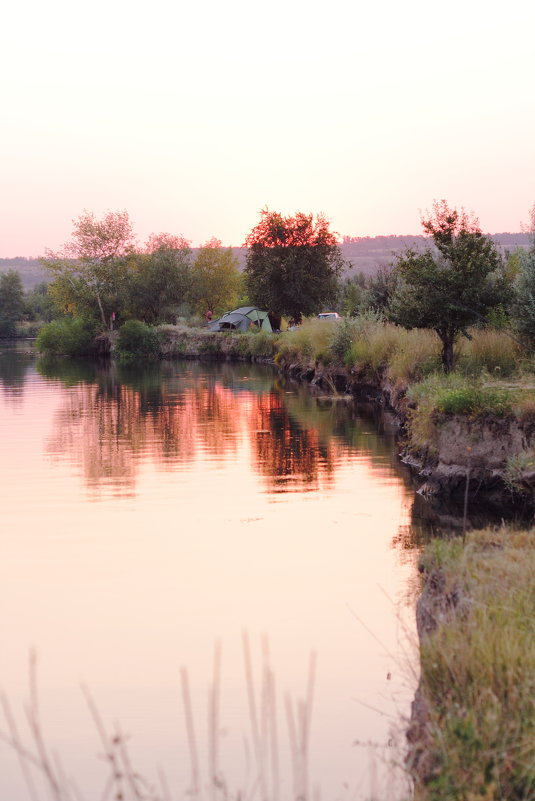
[[276, 318, 335, 365], [0, 638, 319, 801], [455, 329, 521, 378], [414, 527, 535, 801]]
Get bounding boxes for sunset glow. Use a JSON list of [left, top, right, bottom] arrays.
[[2, 0, 534, 256]]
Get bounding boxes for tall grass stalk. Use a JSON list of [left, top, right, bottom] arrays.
[[1, 639, 321, 801], [415, 527, 535, 801]]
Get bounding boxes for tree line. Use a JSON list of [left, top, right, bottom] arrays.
[[2, 201, 535, 374]]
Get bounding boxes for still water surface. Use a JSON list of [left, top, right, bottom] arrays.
[[0, 343, 424, 800]]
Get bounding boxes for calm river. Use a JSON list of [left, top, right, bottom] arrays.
[[0, 343, 425, 801]]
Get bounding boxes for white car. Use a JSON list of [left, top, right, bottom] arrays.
[[317, 312, 340, 320]]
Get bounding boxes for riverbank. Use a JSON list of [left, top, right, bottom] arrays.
[[407, 525, 535, 801], [20, 326, 535, 799], [153, 320, 535, 516], [155, 322, 535, 800]]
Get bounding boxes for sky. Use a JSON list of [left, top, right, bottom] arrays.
[[1, 0, 534, 256]]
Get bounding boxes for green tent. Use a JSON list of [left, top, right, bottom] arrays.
[[208, 306, 272, 332]]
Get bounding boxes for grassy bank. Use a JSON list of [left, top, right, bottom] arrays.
[[156, 317, 535, 454], [411, 526, 535, 801]]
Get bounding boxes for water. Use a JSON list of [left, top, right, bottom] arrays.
[[0, 343, 423, 800]]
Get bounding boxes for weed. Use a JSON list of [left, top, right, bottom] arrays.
[[414, 527, 535, 801], [503, 450, 535, 494], [434, 385, 514, 417], [456, 329, 520, 378]]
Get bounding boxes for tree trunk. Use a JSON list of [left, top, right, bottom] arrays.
[[439, 329, 455, 373], [95, 287, 107, 328]]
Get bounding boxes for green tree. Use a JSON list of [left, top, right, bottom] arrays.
[[365, 266, 399, 315], [191, 238, 241, 316], [513, 203, 535, 344], [0, 270, 25, 336], [24, 281, 57, 323], [244, 209, 344, 324], [338, 272, 368, 316], [127, 233, 192, 324], [389, 200, 508, 372], [41, 210, 136, 329]]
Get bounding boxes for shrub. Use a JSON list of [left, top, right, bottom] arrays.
[[36, 318, 96, 356], [115, 320, 160, 363], [435, 385, 514, 417], [329, 317, 358, 361]]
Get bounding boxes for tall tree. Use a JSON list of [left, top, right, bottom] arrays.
[[190, 238, 241, 316], [126, 233, 192, 324], [513, 202, 535, 343], [244, 209, 344, 323], [0, 270, 24, 336], [389, 200, 508, 372], [41, 210, 136, 328]]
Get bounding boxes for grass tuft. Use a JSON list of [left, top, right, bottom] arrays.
[[414, 526, 535, 801]]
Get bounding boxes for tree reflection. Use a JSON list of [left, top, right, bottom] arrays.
[[40, 360, 425, 509], [0, 343, 35, 401], [43, 361, 248, 497], [251, 391, 336, 492]]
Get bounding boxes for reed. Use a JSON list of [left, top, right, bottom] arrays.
[[0, 638, 322, 801]]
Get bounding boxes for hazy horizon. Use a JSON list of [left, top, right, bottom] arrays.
[[0, 229, 531, 262], [2, 0, 534, 258]]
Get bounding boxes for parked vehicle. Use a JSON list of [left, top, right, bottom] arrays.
[[317, 312, 340, 320]]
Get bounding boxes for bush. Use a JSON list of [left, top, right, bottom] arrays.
[[115, 320, 160, 363], [435, 385, 514, 417], [36, 318, 96, 356], [329, 317, 358, 361]]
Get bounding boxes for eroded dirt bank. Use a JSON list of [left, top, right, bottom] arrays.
[[279, 358, 535, 518]]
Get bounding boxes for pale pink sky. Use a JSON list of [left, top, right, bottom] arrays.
[[1, 0, 534, 257]]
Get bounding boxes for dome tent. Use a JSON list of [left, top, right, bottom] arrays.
[[207, 306, 272, 332]]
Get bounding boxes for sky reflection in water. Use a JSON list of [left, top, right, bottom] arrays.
[[0, 349, 421, 800]]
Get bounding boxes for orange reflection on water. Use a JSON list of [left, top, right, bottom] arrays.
[[0, 354, 421, 801], [43, 363, 351, 499]]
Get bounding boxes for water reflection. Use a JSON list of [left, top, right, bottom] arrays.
[[252, 391, 335, 491], [0, 341, 36, 400], [38, 359, 419, 508], [0, 349, 427, 800]]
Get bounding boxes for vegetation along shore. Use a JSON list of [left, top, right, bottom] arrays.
[[2, 199, 535, 799]]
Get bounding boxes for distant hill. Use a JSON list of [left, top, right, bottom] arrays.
[[0, 257, 49, 290], [339, 233, 531, 276], [1, 233, 530, 290]]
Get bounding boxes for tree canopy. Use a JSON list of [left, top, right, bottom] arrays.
[[389, 200, 509, 372], [190, 238, 241, 316], [126, 233, 192, 324], [41, 210, 136, 328], [513, 203, 535, 344], [244, 209, 344, 323], [0, 270, 24, 336]]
